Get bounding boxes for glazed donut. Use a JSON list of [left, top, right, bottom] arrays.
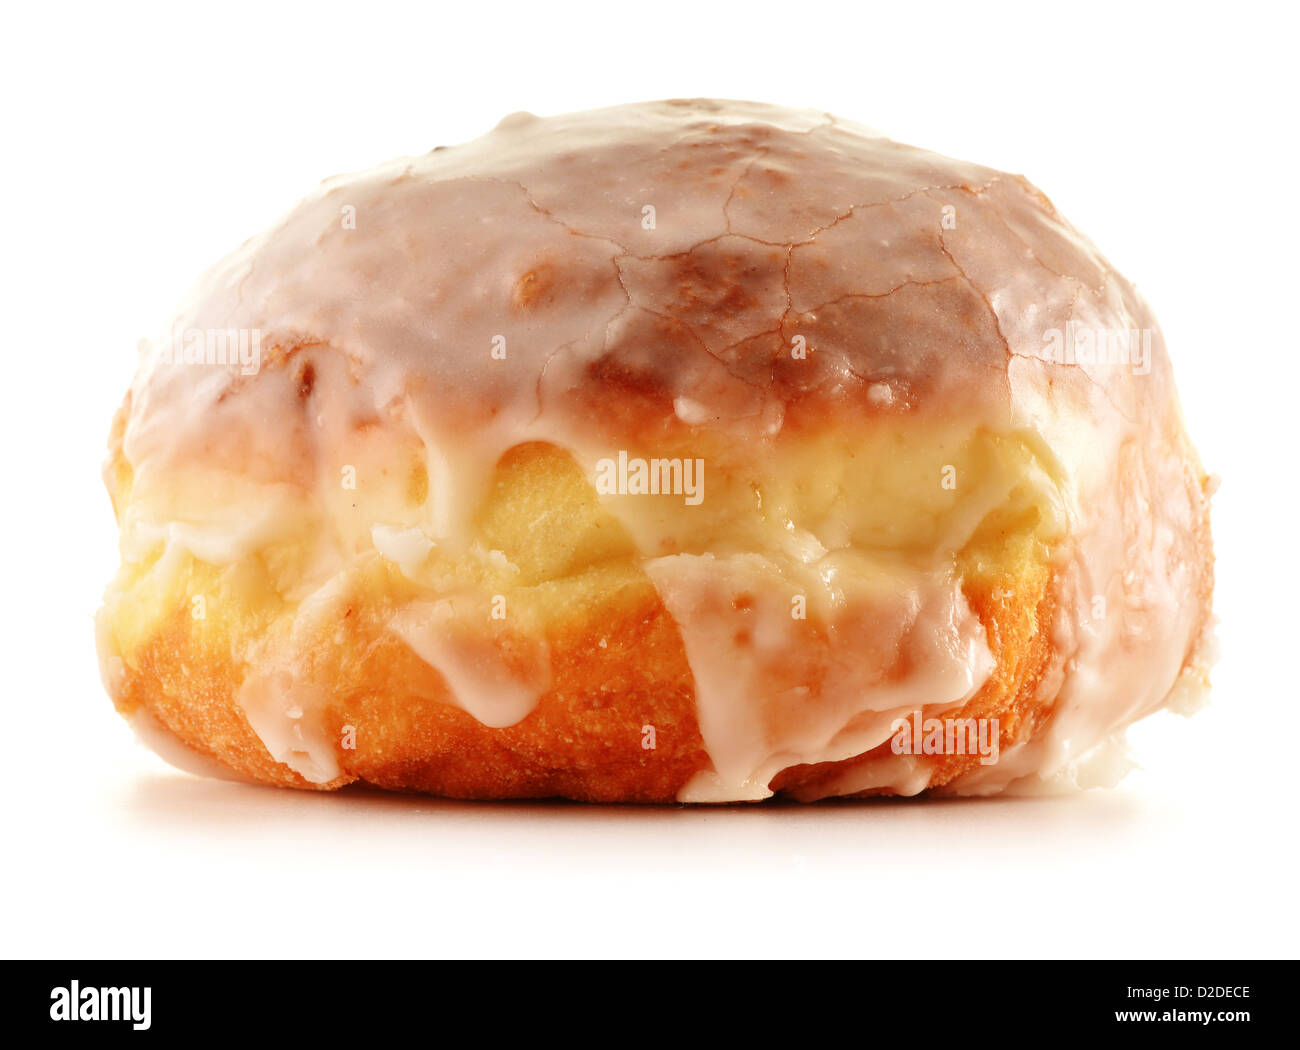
[[97, 99, 1215, 802]]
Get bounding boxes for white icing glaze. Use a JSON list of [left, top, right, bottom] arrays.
[[234, 570, 358, 783], [370, 524, 434, 579], [389, 598, 551, 729], [100, 100, 1214, 799], [127, 708, 257, 785], [646, 552, 993, 801]]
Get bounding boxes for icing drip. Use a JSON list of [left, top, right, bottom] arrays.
[[389, 598, 552, 729], [645, 553, 993, 801]]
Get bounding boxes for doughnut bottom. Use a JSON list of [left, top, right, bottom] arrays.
[[99, 443, 1071, 801]]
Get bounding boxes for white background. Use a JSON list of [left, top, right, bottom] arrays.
[[3, 0, 1296, 958]]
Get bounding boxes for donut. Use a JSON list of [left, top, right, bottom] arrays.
[[96, 99, 1215, 802]]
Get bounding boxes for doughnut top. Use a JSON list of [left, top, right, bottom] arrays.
[[128, 99, 1176, 468], [108, 101, 1214, 798]]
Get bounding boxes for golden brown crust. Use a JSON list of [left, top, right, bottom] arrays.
[[106, 476, 1215, 802], [109, 511, 1064, 802], [114, 563, 711, 802]]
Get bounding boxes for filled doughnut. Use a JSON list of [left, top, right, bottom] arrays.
[[96, 99, 1215, 801]]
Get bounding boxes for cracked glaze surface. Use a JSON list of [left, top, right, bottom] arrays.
[[108, 99, 1215, 799]]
